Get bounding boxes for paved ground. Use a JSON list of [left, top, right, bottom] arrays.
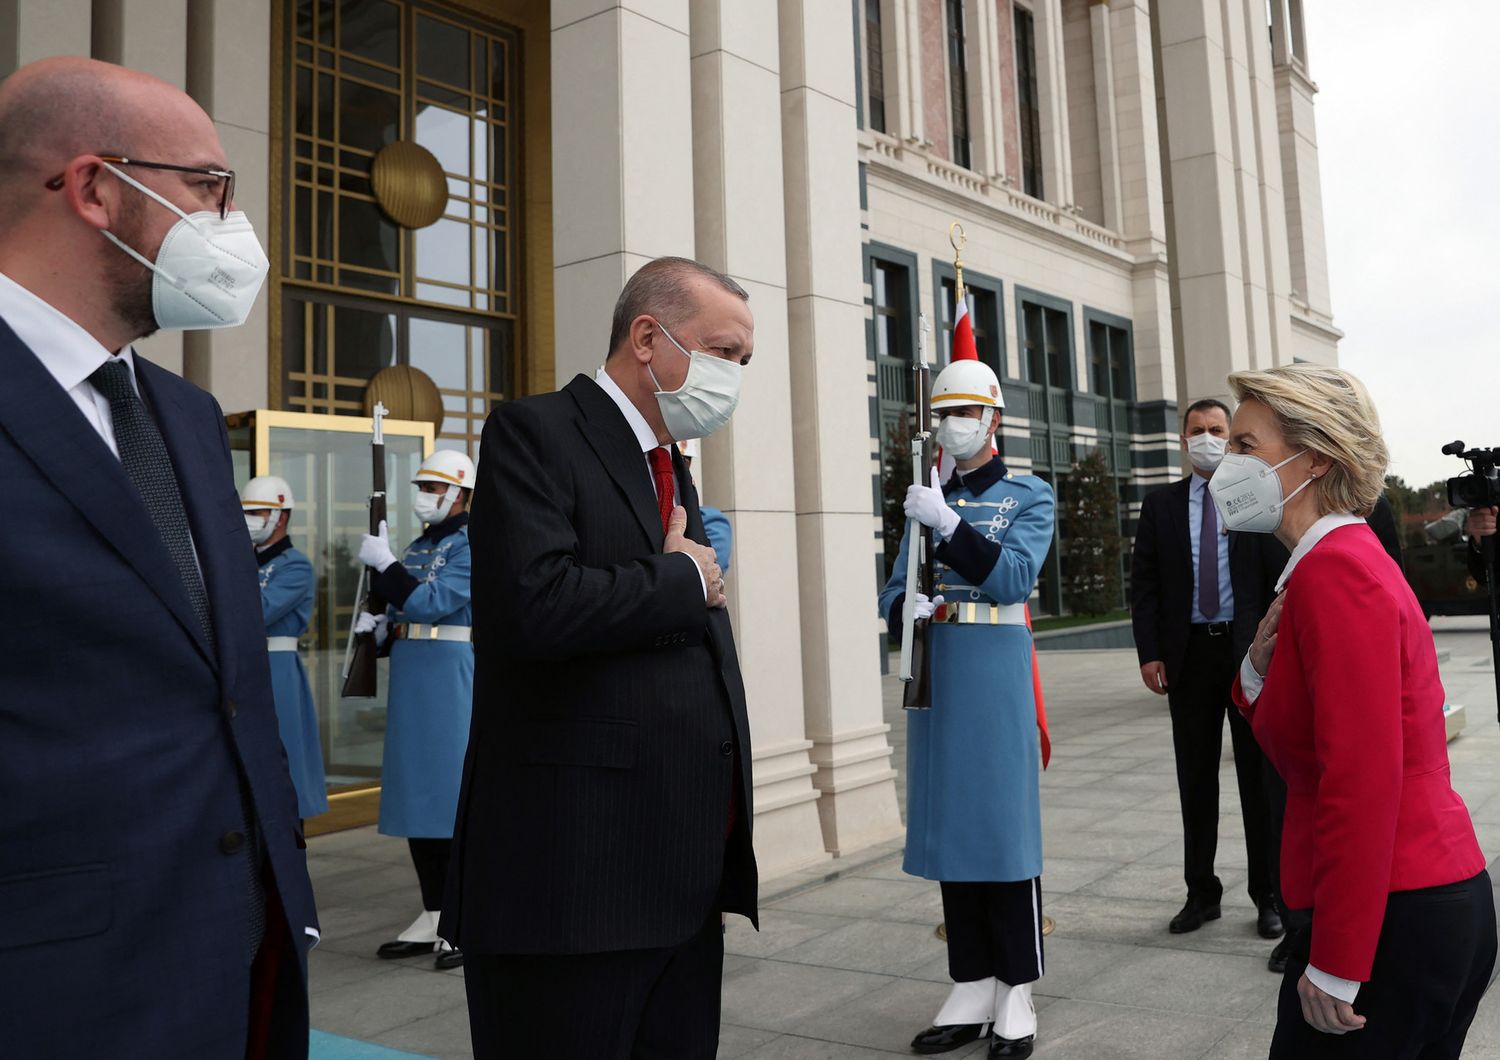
[[305, 618, 1500, 1059]]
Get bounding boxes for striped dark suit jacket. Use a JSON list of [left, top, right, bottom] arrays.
[[441, 374, 758, 954]]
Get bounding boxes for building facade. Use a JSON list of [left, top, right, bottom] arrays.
[[2, 0, 1336, 878]]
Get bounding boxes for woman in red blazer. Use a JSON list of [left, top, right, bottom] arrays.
[[1215, 364, 1493, 1057]]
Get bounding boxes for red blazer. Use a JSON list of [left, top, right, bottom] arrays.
[[1233, 523, 1484, 981]]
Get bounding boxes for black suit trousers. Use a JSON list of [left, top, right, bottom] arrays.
[[1166, 627, 1272, 905], [1269, 871, 1495, 1058], [463, 912, 725, 1060]]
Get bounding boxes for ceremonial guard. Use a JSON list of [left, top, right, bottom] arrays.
[[241, 475, 327, 821], [878, 359, 1055, 1060], [354, 449, 475, 971]]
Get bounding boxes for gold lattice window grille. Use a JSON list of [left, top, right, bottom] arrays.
[[277, 0, 520, 455]]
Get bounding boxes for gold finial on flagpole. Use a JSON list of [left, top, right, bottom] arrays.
[[948, 221, 967, 305]]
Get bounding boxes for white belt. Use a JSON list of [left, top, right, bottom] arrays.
[[267, 636, 300, 652], [398, 623, 472, 643], [933, 602, 1027, 627]]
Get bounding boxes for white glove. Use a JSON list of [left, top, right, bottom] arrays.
[[358, 520, 399, 572], [904, 468, 961, 539], [353, 611, 389, 645], [911, 592, 945, 621]]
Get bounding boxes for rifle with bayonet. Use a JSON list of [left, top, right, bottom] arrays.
[[341, 401, 389, 698], [900, 316, 934, 710]]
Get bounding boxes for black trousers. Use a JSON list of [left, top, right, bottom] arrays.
[[1167, 626, 1272, 905], [940, 879, 1045, 985], [464, 912, 724, 1059], [1270, 870, 1496, 1058], [408, 837, 451, 911]]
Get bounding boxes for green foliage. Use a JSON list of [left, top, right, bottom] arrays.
[[1064, 448, 1124, 616]]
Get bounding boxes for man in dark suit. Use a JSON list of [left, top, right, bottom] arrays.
[[1130, 398, 1282, 948], [0, 58, 317, 1057], [442, 256, 758, 1059]]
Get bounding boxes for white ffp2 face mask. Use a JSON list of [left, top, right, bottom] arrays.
[[101, 163, 269, 331], [1208, 450, 1313, 533], [935, 413, 992, 460], [647, 323, 743, 441], [1185, 432, 1228, 472]]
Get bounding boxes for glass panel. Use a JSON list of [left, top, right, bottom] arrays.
[[488, 321, 513, 398], [295, 66, 313, 137], [340, 55, 400, 89], [408, 317, 469, 390], [416, 80, 471, 111], [338, 80, 399, 153], [473, 227, 488, 291], [333, 303, 397, 383], [492, 229, 507, 294], [316, 72, 336, 140], [417, 13, 470, 87], [490, 39, 508, 101], [263, 424, 427, 789], [294, 186, 312, 258], [415, 102, 471, 175], [338, 195, 398, 272], [415, 218, 472, 286], [471, 115, 489, 183], [415, 282, 469, 308], [296, 0, 315, 39], [338, 0, 400, 68], [340, 269, 400, 296]]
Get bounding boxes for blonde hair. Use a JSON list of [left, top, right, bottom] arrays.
[[1227, 364, 1389, 517]]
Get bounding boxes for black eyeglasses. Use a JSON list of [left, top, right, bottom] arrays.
[[45, 155, 237, 220]]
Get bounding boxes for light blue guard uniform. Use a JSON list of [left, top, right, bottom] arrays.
[[880, 459, 1054, 882], [374, 514, 474, 838], [701, 505, 733, 574], [258, 538, 328, 819]]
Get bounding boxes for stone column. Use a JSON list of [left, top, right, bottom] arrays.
[[965, 0, 1003, 180], [1089, 0, 1123, 232], [91, 0, 187, 376], [1153, 0, 1249, 402], [1035, 0, 1073, 207], [687, 0, 829, 879], [0, 0, 91, 75], [1109, 0, 1174, 406], [551, 2, 695, 383], [179, 0, 271, 410], [779, 0, 903, 856], [895, 0, 927, 145]]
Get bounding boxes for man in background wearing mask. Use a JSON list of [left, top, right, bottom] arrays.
[[441, 256, 756, 1059], [242, 476, 327, 824], [355, 449, 475, 972], [878, 359, 1054, 1059], [1130, 398, 1283, 959], [0, 57, 316, 1057]]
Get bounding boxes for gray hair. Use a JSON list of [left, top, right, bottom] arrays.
[[607, 256, 748, 356]]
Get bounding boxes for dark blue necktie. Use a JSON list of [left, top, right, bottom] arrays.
[[89, 357, 265, 961], [1199, 479, 1221, 619]]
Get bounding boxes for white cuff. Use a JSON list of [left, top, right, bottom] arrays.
[[682, 551, 707, 600], [304, 926, 321, 949], [374, 555, 397, 572], [1306, 963, 1361, 1005], [937, 507, 961, 540], [1239, 653, 1265, 703]]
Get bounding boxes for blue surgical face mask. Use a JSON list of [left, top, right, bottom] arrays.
[[1208, 450, 1313, 533]]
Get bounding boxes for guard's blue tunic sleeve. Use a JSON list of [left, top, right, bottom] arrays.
[[877, 522, 916, 639], [935, 482, 1055, 604], [261, 554, 313, 627], [701, 506, 733, 575], [392, 535, 472, 624]]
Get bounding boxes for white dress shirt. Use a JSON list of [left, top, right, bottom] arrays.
[[1238, 511, 1368, 1004], [0, 270, 140, 455], [593, 367, 706, 599]]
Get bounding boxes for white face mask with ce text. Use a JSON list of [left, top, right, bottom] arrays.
[[936, 412, 993, 461], [1185, 432, 1228, 473], [413, 486, 459, 526], [100, 162, 270, 331], [1208, 450, 1314, 533], [646, 322, 743, 441], [245, 512, 278, 547]]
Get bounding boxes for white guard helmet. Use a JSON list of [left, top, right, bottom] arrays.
[[412, 449, 475, 525], [930, 359, 1004, 411], [240, 475, 293, 546]]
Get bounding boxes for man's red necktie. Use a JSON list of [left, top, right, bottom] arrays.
[[648, 446, 675, 532]]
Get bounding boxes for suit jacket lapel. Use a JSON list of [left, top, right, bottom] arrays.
[[566, 375, 664, 549], [0, 321, 216, 669], [135, 359, 232, 682], [1170, 476, 1193, 575]]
